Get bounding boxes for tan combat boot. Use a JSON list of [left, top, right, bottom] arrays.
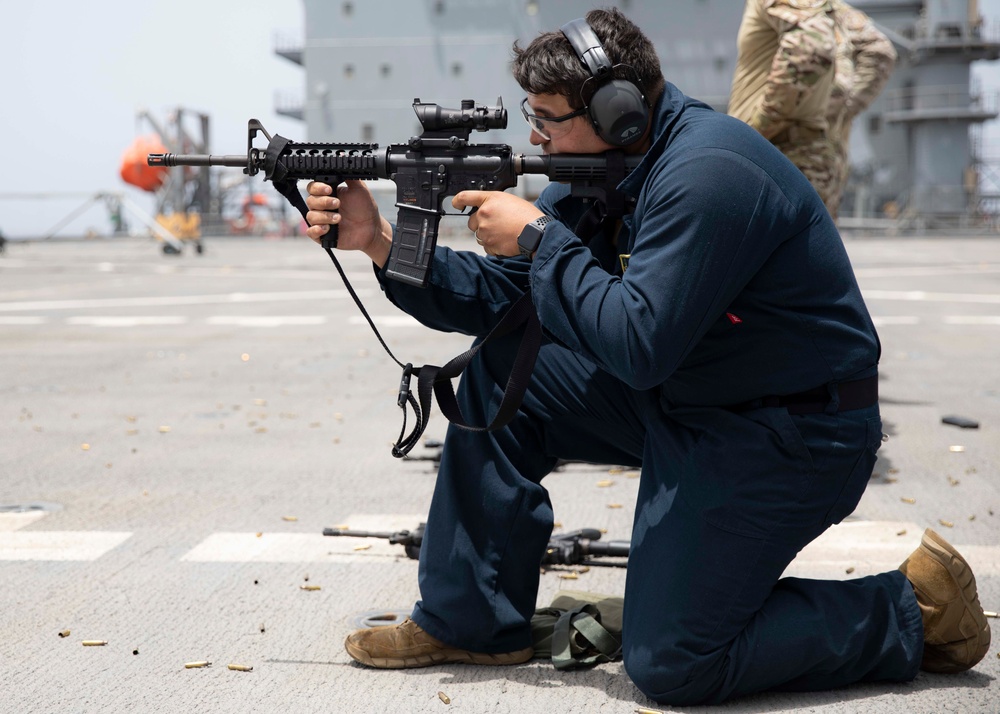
[[898, 528, 991, 673], [345, 617, 533, 669]]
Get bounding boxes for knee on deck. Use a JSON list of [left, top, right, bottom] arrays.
[[623, 642, 731, 707]]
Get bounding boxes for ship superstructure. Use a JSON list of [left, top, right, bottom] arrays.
[[273, 0, 1000, 231]]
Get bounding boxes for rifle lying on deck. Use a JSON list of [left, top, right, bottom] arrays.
[[324, 523, 631, 568], [147, 97, 640, 288]]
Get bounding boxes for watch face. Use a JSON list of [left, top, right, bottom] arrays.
[[518, 224, 543, 257], [518, 216, 551, 258]]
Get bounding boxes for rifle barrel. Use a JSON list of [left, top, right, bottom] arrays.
[[583, 539, 631, 558], [322, 528, 396, 539], [147, 153, 248, 168]]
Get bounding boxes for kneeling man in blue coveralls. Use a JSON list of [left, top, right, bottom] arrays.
[[304, 8, 990, 706]]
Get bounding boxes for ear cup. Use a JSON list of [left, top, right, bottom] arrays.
[[560, 17, 649, 146], [588, 79, 649, 146]]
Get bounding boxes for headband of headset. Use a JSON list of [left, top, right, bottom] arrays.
[[559, 18, 649, 146]]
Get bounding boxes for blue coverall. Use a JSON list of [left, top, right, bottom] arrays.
[[375, 83, 923, 705]]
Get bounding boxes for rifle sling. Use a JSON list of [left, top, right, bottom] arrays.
[[550, 604, 622, 670], [268, 177, 541, 458], [414, 291, 541, 438]]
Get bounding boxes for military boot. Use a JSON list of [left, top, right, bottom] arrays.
[[345, 617, 533, 669], [898, 528, 991, 673]]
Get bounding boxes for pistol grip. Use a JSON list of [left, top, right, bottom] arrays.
[[321, 223, 339, 250]]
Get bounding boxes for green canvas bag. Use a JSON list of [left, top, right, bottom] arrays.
[[530, 590, 624, 670]]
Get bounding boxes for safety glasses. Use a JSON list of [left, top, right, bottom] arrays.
[[520, 97, 588, 141]]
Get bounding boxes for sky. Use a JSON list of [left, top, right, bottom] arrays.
[[0, 0, 305, 239], [2, 0, 1000, 239]]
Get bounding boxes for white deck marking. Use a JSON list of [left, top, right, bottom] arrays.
[[0, 511, 49, 532], [179, 518, 1000, 578], [0, 289, 374, 312], [0, 531, 132, 561], [944, 315, 1000, 326], [856, 265, 1000, 279], [66, 316, 188, 327], [0, 316, 47, 325], [181, 514, 426, 563], [348, 315, 421, 328], [864, 289, 1000, 305], [4, 314, 998, 330], [783, 521, 1000, 578], [206, 315, 327, 327], [871, 316, 920, 326]]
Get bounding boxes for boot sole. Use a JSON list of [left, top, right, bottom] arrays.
[[919, 528, 991, 671]]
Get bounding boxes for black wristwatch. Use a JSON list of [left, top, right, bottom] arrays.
[[517, 215, 552, 259]]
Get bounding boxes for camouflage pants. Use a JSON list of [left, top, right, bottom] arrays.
[[827, 141, 850, 222], [774, 134, 844, 220]]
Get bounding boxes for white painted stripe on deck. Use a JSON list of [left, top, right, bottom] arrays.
[[855, 264, 1000, 279], [0, 316, 47, 325], [864, 289, 1000, 305], [66, 316, 188, 327], [871, 316, 920, 326], [180, 518, 1000, 579], [0, 531, 132, 561], [1, 314, 399, 327], [181, 514, 426, 563], [180, 533, 414, 563], [206, 315, 327, 327], [944, 315, 1000, 326], [783, 521, 1000, 578], [0, 511, 49, 532], [9, 315, 999, 330], [0, 289, 375, 312], [348, 315, 421, 328]]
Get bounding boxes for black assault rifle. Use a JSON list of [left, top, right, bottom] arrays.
[[147, 98, 640, 288], [323, 523, 630, 568]]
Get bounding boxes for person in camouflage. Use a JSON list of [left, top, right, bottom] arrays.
[[729, 0, 839, 210], [827, 1, 897, 219]]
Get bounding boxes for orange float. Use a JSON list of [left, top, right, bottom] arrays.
[[120, 135, 168, 192]]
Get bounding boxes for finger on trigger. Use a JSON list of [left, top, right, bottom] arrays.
[[452, 191, 483, 211]]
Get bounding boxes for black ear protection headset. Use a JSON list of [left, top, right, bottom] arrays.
[[560, 18, 650, 147]]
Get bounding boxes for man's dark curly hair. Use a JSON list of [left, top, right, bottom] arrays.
[[511, 8, 665, 110]]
